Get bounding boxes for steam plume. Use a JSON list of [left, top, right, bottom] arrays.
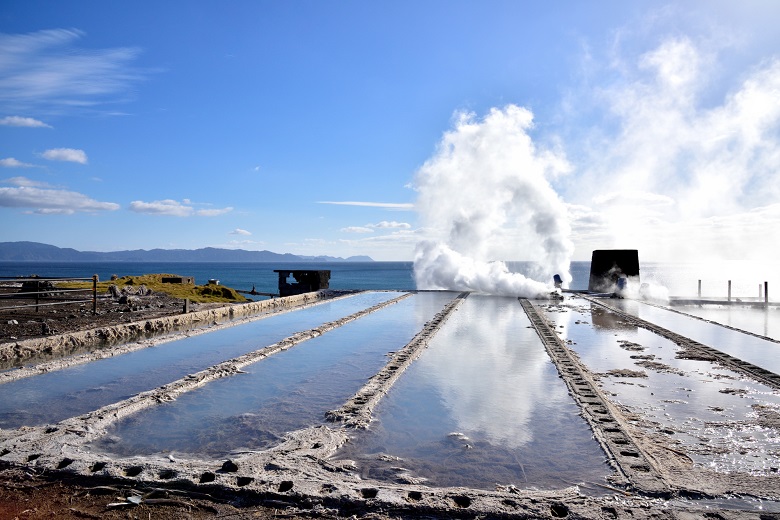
[[413, 106, 573, 297]]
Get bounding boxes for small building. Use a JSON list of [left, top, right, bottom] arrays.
[[588, 250, 639, 293], [274, 270, 331, 297], [161, 276, 195, 285]]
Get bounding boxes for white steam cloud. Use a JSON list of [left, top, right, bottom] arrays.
[[413, 106, 574, 298]]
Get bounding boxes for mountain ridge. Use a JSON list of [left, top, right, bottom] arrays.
[[0, 242, 374, 263]]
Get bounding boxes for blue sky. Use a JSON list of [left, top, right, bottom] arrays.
[[1, 1, 779, 262]]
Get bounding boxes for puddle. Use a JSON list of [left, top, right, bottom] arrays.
[[333, 295, 613, 492], [88, 292, 456, 458], [543, 298, 780, 474], [673, 304, 780, 341], [0, 292, 403, 429], [608, 300, 780, 374]]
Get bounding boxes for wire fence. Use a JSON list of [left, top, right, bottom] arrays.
[[0, 275, 98, 314]]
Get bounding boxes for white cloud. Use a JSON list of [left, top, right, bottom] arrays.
[[566, 33, 780, 262], [41, 148, 88, 164], [229, 228, 252, 235], [0, 158, 35, 168], [318, 201, 414, 210], [341, 221, 412, 234], [0, 186, 119, 213], [0, 29, 146, 114], [591, 191, 675, 206], [372, 220, 411, 229], [129, 199, 233, 217], [196, 207, 233, 216], [341, 226, 374, 233], [0, 116, 51, 128]]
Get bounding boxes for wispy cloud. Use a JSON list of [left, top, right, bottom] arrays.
[[0, 185, 119, 214], [341, 220, 412, 233], [129, 199, 233, 217], [0, 116, 51, 128], [229, 228, 252, 235], [0, 29, 146, 114], [41, 148, 88, 164], [373, 220, 411, 229], [3, 176, 50, 187], [0, 158, 35, 168], [341, 226, 374, 234], [318, 201, 414, 210]]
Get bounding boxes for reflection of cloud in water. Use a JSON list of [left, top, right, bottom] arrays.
[[418, 295, 560, 449]]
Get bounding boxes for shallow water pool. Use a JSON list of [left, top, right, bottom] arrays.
[[333, 295, 613, 491], [0, 292, 402, 429], [543, 298, 780, 474], [88, 292, 457, 457]]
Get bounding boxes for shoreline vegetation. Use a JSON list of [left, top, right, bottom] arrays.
[[61, 273, 248, 303]]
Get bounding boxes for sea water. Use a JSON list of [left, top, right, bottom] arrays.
[[1, 260, 776, 297]]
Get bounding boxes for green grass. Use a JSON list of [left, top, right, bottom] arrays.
[[59, 274, 247, 303]]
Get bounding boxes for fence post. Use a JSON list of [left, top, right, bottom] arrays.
[[766, 281, 769, 306], [698, 279, 701, 298], [93, 274, 98, 314], [35, 279, 40, 312], [728, 280, 731, 302]]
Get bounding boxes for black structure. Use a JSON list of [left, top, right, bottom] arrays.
[[274, 270, 331, 297], [588, 250, 640, 293]]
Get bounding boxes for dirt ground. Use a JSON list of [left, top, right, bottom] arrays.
[[0, 284, 214, 343], [0, 465, 403, 520]]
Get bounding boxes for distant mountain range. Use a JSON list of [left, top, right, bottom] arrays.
[[0, 242, 374, 263]]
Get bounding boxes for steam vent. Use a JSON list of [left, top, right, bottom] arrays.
[[1, 263, 780, 518]]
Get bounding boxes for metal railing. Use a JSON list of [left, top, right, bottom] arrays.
[[0, 275, 98, 314]]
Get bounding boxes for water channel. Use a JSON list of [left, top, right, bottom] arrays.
[[0, 292, 402, 429]]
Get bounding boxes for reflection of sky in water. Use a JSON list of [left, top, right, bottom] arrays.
[[88, 292, 456, 458], [0, 291, 402, 429], [336, 295, 611, 491], [609, 300, 780, 374], [546, 298, 780, 474], [673, 305, 779, 341]]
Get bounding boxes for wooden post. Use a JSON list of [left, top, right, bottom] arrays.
[[766, 281, 769, 305], [92, 274, 98, 315], [35, 279, 40, 313], [728, 280, 731, 302], [698, 279, 701, 298]]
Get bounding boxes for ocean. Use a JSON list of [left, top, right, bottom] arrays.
[[0, 260, 776, 300]]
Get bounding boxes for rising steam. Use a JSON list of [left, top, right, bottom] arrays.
[[413, 106, 573, 297]]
